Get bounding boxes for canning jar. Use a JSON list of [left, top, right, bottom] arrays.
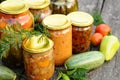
[[24, 0, 51, 23], [0, 0, 34, 68], [42, 14, 72, 66], [50, 0, 78, 15], [0, 0, 34, 30], [67, 11, 94, 53], [22, 35, 54, 80]]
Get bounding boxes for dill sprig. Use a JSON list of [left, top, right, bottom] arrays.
[[0, 23, 41, 59], [34, 23, 51, 37]]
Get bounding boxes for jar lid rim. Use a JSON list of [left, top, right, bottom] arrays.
[[0, 0, 29, 14], [42, 14, 72, 30], [24, 0, 50, 9], [22, 35, 54, 53], [67, 11, 94, 27]]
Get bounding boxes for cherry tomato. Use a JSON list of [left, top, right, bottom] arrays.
[[91, 33, 103, 46], [95, 24, 111, 36]]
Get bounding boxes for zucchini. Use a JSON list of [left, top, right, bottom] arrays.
[[65, 51, 105, 70], [0, 65, 16, 80]]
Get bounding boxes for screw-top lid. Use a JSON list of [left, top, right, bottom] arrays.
[[24, 0, 50, 9], [42, 14, 72, 30], [67, 11, 94, 27], [0, 0, 28, 14], [22, 35, 54, 53]]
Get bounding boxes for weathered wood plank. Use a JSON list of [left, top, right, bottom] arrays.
[[87, 0, 120, 80], [78, 0, 104, 13]]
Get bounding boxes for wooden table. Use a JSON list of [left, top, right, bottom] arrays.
[[52, 0, 120, 80], [1, 0, 120, 80]]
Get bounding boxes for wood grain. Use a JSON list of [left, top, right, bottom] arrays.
[[1, 0, 120, 80], [88, 0, 120, 80]]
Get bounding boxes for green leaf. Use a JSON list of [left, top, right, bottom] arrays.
[[92, 12, 104, 26], [67, 68, 89, 80], [0, 22, 41, 59], [34, 23, 51, 37]]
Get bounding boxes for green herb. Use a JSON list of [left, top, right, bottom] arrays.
[[92, 12, 104, 26], [67, 68, 89, 80], [57, 68, 89, 80], [34, 23, 51, 37], [34, 14, 40, 22], [57, 72, 70, 80], [0, 23, 41, 59]]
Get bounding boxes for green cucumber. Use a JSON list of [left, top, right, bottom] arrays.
[[65, 51, 105, 70], [0, 65, 16, 80]]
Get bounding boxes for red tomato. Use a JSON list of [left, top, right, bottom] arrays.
[[91, 33, 103, 46], [95, 24, 111, 36]]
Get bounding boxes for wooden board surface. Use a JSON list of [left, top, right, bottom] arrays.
[[1, 0, 120, 80], [78, 0, 120, 80], [53, 0, 120, 80], [87, 0, 120, 80]]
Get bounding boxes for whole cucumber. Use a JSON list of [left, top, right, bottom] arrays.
[[65, 51, 105, 70], [0, 65, 16, 80]]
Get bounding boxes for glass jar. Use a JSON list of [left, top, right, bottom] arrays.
[[22, 35, 54, 80], [67, 11, 94, 53], [24, 0, 51, 23], [42, 14, 72, 66], [0, 0, 34, 30], [50, 0, 78, 15], [0, 0, 34, 67], [2, 44, 23, 68]]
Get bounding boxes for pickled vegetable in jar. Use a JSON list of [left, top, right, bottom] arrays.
[[22, 35, 54, 80], [0, 0, 34, 30], [24, 0, 51, 23], [50, 0, 78, 15], [42, 14, 72, 66], [67, 11, 94, 53]]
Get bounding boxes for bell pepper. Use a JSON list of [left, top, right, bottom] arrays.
[[100, 35, 120, 61]]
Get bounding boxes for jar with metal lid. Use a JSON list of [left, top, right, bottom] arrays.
[[67, 11, 94, 53], [22, 35, 54, 80], [42, 14, 72, 66], [0, 0, 34, 30], [50, 0, 78, 15], [24, 0, 51, 23]]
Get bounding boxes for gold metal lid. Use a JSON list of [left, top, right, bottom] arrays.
[[67, 11, 94, 27], [24, 0, 50, 9], [22, 35, 54, 53], [42, 14, 72, 30], [0, 0, 28, 14]]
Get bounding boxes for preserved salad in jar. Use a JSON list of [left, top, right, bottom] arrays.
[[50, 0, 78, 15], [42, 14, 72, 65], [24, 0, 51, 23], [0, 0, 34, 30], [67, 11, 94, 53], [0, 0, 34, 68], [22, 35, 54, 80]]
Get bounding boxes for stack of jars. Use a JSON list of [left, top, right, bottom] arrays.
[[0, 0, 94, 80]]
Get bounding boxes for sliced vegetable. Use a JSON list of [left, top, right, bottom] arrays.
[[65, 51, 105, 70], [0, 65, 16, 80], [100, 35, 120, 61]]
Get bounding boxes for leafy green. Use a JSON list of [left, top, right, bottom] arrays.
[[57, 68, 89, 80], [92, 12, 104, 26], [34, 23, 51, 37], [0, 23, 41, 60], [67, 68, 89, 80]]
